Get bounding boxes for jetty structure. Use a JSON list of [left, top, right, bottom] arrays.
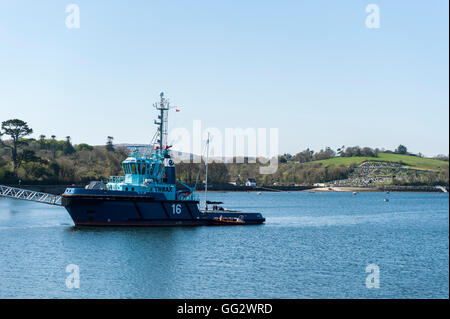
[[0, 93, 265, 226]]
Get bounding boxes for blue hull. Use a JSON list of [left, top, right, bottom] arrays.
[[61, 189, 265, 226]]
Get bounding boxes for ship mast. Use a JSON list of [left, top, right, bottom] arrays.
[[204, 132, 210, 210], [153, 92, 176, 153]]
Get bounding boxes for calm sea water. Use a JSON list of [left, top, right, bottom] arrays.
[[0, 191, 448, 298]]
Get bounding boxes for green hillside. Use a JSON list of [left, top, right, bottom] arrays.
[[312, 153, 448, 172]]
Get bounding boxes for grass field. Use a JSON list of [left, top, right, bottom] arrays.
[[310, 153, 449, 171]]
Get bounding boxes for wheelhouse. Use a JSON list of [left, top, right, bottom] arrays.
[[106, 149, 182, 200]]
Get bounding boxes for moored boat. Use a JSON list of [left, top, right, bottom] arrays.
[[61, 93, 265, 226]]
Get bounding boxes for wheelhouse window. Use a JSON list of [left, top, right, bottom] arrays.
[[136, 162, 147, 175]]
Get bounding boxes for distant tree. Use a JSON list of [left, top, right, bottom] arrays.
[[294, 148, 314, 163], [75, 143, 94, 152], [175, 160, 200, 186], [312, 147, 335, 161], [63, 136, 76, 155], [340, 146, 377, 158], [343, 146, 362, 157], [433, 154, 449, 162], [395, 144, 408, 154], [106, 136, 114, 152], [49, 162, 60, 179], [207, 162, 229, 184], [0, 119, 33, 174], [17, 149, 41, 169], [360, 147, 377, 157], [279, 153, 292, 163], [39, 134, 46, 149], [50, 135, 57, 159]]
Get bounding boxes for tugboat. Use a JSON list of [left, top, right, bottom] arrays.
[[61, 93, 265, 226]]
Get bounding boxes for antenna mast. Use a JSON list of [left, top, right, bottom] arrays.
[[153, 92, 171, 151], [204, 132, 210, 210]]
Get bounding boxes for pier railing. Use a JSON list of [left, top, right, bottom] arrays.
[[0, 185, 62, 206]]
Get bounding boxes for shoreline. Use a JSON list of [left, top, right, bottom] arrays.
[[3, 184, 448, 195]]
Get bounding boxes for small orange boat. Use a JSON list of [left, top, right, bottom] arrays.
[[209, 215, 246, 225]]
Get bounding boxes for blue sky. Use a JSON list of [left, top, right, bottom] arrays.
[[0, 0, 448, 156]]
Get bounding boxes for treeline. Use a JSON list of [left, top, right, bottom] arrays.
[[175, 154, 356, 187], [176, 159, 354, 187], [0, 119, 448, 186], [0, 119, 126, 184], [226, 160, 354, 186]]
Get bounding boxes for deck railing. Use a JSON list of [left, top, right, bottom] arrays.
[[109, 176, 125, 183], [177, 192, 199, 201]]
